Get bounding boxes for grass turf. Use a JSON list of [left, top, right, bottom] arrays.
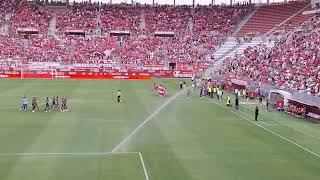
[[0, 79, 319, 180]]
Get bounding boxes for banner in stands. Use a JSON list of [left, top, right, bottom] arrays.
[[0, 69, 194, 79], [17, 28, 39, 34], [64, 29, 86, 36], [154, 31, 175, 37], [110, 31, 130, 36]]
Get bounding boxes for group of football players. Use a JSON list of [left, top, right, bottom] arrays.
[[20, 96, 68, 112]]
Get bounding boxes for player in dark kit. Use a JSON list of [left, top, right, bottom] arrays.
[[45, 97, 50, 112], [60, 97, 64, 112], [56, 96, 59, 109], [60, 97, 68, 112], [64, 97, 68, 111], [51, 96, 56, 109], [31, 97, 39, 112]]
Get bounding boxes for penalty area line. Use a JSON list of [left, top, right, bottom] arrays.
[[139, 152, 150, 180], [0, 152, 140, 156], [0, 106, 18, 109], [0, 151, 151, 180]]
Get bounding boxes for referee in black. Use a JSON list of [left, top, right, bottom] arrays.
[[235, 96, 239, 110], [255, 106, 259, 121]]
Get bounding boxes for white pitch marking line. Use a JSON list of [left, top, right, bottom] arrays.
[[0, 107, 18, 109], [0, 152, 140, 156], [197, 93, 320, 158], [111, 89, 187, 153], [261, 121, 281, 126], [288, 126, 320, 141], [237, 108, 320, 142], [0, 151, 150, 180], [138, 152, 150, 180]]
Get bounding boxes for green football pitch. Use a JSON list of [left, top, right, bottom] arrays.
[[0, 79, 319, 180]]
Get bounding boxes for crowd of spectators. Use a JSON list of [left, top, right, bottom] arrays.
[[100, 4, 141, 32], [0, 35, 117, 64], [287, 102, 306, 117], [0, 33, 217, 70], [110, 34, 216, 70], [1, 1, 252, 35], [193, 5, 252, 35], [11, 1, 51, 32], [144, 5, 189, 34], [112, 36, 166, 69], [166, 35, 214, 64], [218, 15, 320, 97], [1, 2, 246, 71], [68, 35, 117, 64], [56, 2, 98, 33], [0, 1, 318, 98], [0, 35, 24, 59]]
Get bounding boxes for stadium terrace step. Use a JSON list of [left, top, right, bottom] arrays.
[[212, 37, 239, 60], [236, 1, 310, 37], [224, 36, 263, 59]]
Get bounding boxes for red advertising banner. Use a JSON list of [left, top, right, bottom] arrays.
[[0, 69, 194, 79]]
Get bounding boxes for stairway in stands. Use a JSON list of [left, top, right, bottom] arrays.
[[140, 8, 146, 30], [188, 8, 195, 32], [0, 13, 11, 35], [236, 1, 310, 37], [96, 11, 102, 36], [225, 37, 264, 59], [212, 37, 238, 60], [48, 13, 57, 36]]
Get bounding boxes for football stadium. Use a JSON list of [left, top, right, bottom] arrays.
[[0, 0, 319, 180]]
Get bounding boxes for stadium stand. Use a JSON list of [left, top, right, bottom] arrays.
[[110, 34, 214, 70], [193, 5, 252, 35], [275, 11, 315, 32], [144, 5, 189, 33], [56, 2, 98, 33], [11, 1, 51, 33], [218, 15, 320, 97], [0, 0, 318, 98], [236, 1, 310, 36], [0, 0, 13, 35], [100, 3, 141, 32]]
